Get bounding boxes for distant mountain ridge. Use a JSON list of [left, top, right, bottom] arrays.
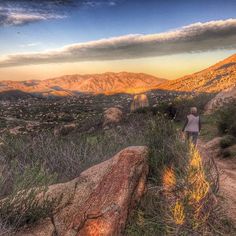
[[158, 53, 236, 93], [0, 72, 166, 96], [0, 53, 236, 97]]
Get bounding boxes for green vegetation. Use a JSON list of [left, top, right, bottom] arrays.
[[220, 135, 236, 149], [216, 102, 236, 137], [0, 162, 59, 231], [126, 115, 235, 235], [0, 113, 149, 233], [0, 93, 234, 235]]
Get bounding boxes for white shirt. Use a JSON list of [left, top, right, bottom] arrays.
[[184, 114, 200, 132]]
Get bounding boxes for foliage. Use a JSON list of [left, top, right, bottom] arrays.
[[0, 113, 149, 231], [220, 135, 236, 149], [126, 116, 235, 235], [216, 102, 236, 137], [163, 93, 214, 121], [0, 163, 59, 232], [146, 115, 188, 183]]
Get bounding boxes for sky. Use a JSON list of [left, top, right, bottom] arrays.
[[0, 0, 236, 81]]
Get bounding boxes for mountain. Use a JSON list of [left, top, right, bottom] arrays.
[[1, 54, 236, 97], [0, 90, 35, 100], [158, 54, 236, 93], [0, 72, 166, 96]]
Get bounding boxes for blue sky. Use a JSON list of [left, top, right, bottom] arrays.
[[0, 0, 236, 80]]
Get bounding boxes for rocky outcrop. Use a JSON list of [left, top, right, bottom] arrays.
[[130, 94, 149, 112], [16, 146, 148, 236], [103, 107, 123, 127], [205, 86, 236, 114]]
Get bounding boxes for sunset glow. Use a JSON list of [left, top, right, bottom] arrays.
[[0, 0, 236, 81]]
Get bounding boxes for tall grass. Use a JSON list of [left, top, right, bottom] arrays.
[[126, 115, 235, 235], [0, 113, 149, 232]]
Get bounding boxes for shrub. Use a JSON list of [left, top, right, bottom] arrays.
[[221, 149, 232, 158], [220, 135, 236, 149], [172, 93, 214, 121], [126, 116, 234, 235], [0, 163, 59, 231], [146, 115, 188, 183], [0, 220, 14, 236], [216, 102, 236, 137]]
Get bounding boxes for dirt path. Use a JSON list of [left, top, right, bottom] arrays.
[[198, 139, 236, 223]]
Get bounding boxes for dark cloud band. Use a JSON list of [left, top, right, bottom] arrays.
[[0, 0, 118, 26], [1, 19, 236, 67]]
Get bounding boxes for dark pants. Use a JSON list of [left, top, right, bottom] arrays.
[[186, 131, 199, 146]]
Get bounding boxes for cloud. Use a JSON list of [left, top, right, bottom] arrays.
[[20, 42, 42, 48], [0, 0, 120, 26], [83, 1, 119, 7], [0, 10, 65, 26], [1, 19, 236, 67]]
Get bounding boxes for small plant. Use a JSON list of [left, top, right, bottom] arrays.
[[220, 135, 236, 149], [216, 102, 236, 137], [0, 163, 59, 231], [220, 149, 232, 158]]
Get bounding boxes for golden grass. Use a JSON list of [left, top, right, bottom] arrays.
[[162, 167, 176, 192], [172, 200, 185, 225]]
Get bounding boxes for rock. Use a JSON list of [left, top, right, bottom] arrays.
[[205, 86, 236, 114], [16, 146, 148, 236], [9, 126, 24, 135], [103, 107, 123, 127], [54, 123, 77, 136], [204, 137, 223, 157], [130, 94, 149, 112]]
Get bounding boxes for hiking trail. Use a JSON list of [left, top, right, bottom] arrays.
[[198, 139, 236, 224]]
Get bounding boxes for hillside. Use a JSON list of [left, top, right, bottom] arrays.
[[0, 72, 166, 96], [159, 53, 236, 93], [1, 54, 236, 97]]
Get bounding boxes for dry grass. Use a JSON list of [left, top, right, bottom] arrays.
[[0, 113, 149, 232], [125, 117, 236, 235]]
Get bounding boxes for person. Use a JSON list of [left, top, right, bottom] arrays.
[[182, 107, 201, 146]]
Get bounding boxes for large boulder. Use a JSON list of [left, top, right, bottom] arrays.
[[130, 94, 149, 112], [103, 107, 123, 127], [16, 146, 148, 236], [205, 86, 236, 114]]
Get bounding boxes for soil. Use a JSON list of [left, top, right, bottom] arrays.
[[198, 139, 236, 224]]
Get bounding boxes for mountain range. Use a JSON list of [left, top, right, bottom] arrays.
[[0, 72, 166, 96], [0, 53, 236, 96], [158, 54, 236, 93]]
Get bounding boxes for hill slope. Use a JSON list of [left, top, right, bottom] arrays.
[[159, 54, 236, 93], [0, 72, 166, 96]]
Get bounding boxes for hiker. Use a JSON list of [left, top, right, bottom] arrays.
[[182, 107, 201, 146]]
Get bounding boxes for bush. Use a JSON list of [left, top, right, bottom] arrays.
[[220, 135, 236, 149], [146, 115, 188, 183], [221, 149, 232, 158], [126, 116, 234, 235], [0, 163, 59, 231], [216, 102, 236, 137], [0, 113, 150, 230]]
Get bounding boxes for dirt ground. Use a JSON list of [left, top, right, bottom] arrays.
[[198, 139, 236, 224]]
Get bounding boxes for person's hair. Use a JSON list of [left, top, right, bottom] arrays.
[[190, 107, 197, 114]]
